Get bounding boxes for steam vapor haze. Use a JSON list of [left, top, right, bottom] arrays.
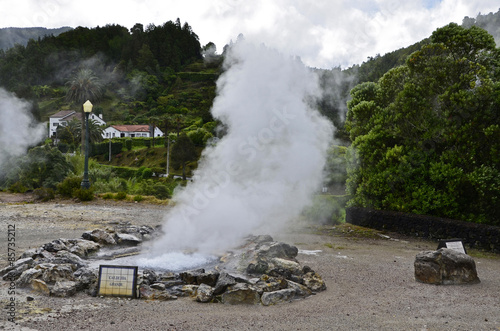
[[0, 88, 46, 173], [139, 40, 334, 268]]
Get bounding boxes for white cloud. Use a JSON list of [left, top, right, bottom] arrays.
[[1, 0, 498, 68]]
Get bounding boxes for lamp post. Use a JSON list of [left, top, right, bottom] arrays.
[[81, 100, 93, 189]]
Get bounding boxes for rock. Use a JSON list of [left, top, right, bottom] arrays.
[[0, 257, 34, 277], [37, 263, 76, 284], [2, 264, 30, 281], [43, 239, 67, 253], [180, 269, 205, 285], [20, 248, 42, 259], [257, 242, 298, 260], [17, 269, 43, 287], [414, 248, 480, 285], [214, 272, 237, 295], [270, 258, 302, 275], [287, 281, 312, 297], [196, 283, 215, 303], [52, 250, 87, 268], [82, 229, 116, 245], [150, 283, 166, 291], [303, 272, 327, 292], [51, 281, 78, 297], [73, 267, 98, 290], [197, 270, 219, 287], [66, 239, 100, 257], [246, 260, 269, 275], [181, 285, 199, 298], [247, 235, 274, 244], [142, 269, 159, 285], [115, 233, 142, 246], [254, 275, 288, 294], [139, 285, 177, 301], [261, 289, 296, 306], [221, 283, 260, 305], [31, 279, 50, 295]]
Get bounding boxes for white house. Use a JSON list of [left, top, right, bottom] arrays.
[[49, 110, 106, 138], [102, 125, 164, 139]]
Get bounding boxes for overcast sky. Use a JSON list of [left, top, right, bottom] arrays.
[[1, 0, 498, 68]]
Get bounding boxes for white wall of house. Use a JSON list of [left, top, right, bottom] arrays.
[[102, 126, 164, 139]]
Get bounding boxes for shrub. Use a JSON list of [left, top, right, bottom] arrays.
[[133, 195, 144, 202], [115, 191, 127, 200], [126, 139, 132, 151], [73, 188, 95, 201], [8, 182, 27, 193], [33, 187, 55, 202], [101, 192, 113, 199], [142, 168, 153, 179], [57, 175, 82, 197]]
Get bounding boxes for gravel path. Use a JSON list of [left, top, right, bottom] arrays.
[[1, 198, 499, 331]]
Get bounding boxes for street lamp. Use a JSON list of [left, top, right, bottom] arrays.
[[81, 100, 93, 189]]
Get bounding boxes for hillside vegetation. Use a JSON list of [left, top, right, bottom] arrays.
[[0, 11, 499, 226]]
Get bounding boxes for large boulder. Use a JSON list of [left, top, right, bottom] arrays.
[[196, 283, 215, 303], [65, 239, 100, 257], [82, 229, 116, 245], [52, 280, 78, 297], [414, 248, 480, 285], [139, 285, 177, 301], [31, 279, 50, 295], [221, 283, 260, 305], [0, 257, 34, 277], [197, 271, 219, 287], [303, 272, 327, 292], [214, 272, 237, 295], [261, 289, 296, 306], [17, 269, 43, 288], [115, 233, 142, 246]]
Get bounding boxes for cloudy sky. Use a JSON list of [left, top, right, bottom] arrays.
[[1, 0, 498, 68]]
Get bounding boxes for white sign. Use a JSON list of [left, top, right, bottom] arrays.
[[98, 265, 138, 298]]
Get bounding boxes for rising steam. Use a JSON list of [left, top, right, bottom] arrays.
[[0, 88, 46, 172], [140, 40, 333, 268]]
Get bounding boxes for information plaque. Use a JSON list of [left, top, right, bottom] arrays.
[[437, 239, 467, 254], [97, 265, 138, 298]]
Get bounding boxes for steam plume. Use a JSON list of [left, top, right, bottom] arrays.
[[147, 40, 333, 264], [0, 88, 46, 172]]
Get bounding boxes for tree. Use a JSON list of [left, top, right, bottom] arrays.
[[345, 24, 500, 225], [170, 133, 197, 180], [66, 68, 103, 152]]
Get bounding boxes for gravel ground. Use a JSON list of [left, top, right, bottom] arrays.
[[0, 195, 499, 331]]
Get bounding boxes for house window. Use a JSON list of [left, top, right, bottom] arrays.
[[53, 123, 59, 126]]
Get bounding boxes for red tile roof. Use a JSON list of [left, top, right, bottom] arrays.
[[111, 125, 151, 132]]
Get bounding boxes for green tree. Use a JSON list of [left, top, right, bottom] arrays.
[[171, 133, 197, 180], [65, 68, 103, 152], [345, 23, 500, 225]]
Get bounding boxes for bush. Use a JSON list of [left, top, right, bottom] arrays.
[[33, 187, 55, 202], [102, 192, 114, 199], [57, 175, 82, 197], [8, 182, 27, 193], [126, 139, 132, 151], [133, 195, 144, 202], [73, 188, 95, 201], [142, 168, 153, 179], [115, 191, 127, 200]]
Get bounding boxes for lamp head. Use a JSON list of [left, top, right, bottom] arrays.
[[83, 100, 93, 113]]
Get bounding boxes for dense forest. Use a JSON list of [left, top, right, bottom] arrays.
[[0, 11, 499, 226]]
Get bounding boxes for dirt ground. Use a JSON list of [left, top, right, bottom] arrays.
[[0, 193, 499, 331]]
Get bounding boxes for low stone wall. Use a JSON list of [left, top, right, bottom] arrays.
[[346, 207, 500, 253]]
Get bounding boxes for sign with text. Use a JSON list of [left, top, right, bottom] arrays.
[[437, 239, 467, 255], [97, 265, 138, 298]]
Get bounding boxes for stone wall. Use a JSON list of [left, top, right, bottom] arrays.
[[346, 207, 500, 253]]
